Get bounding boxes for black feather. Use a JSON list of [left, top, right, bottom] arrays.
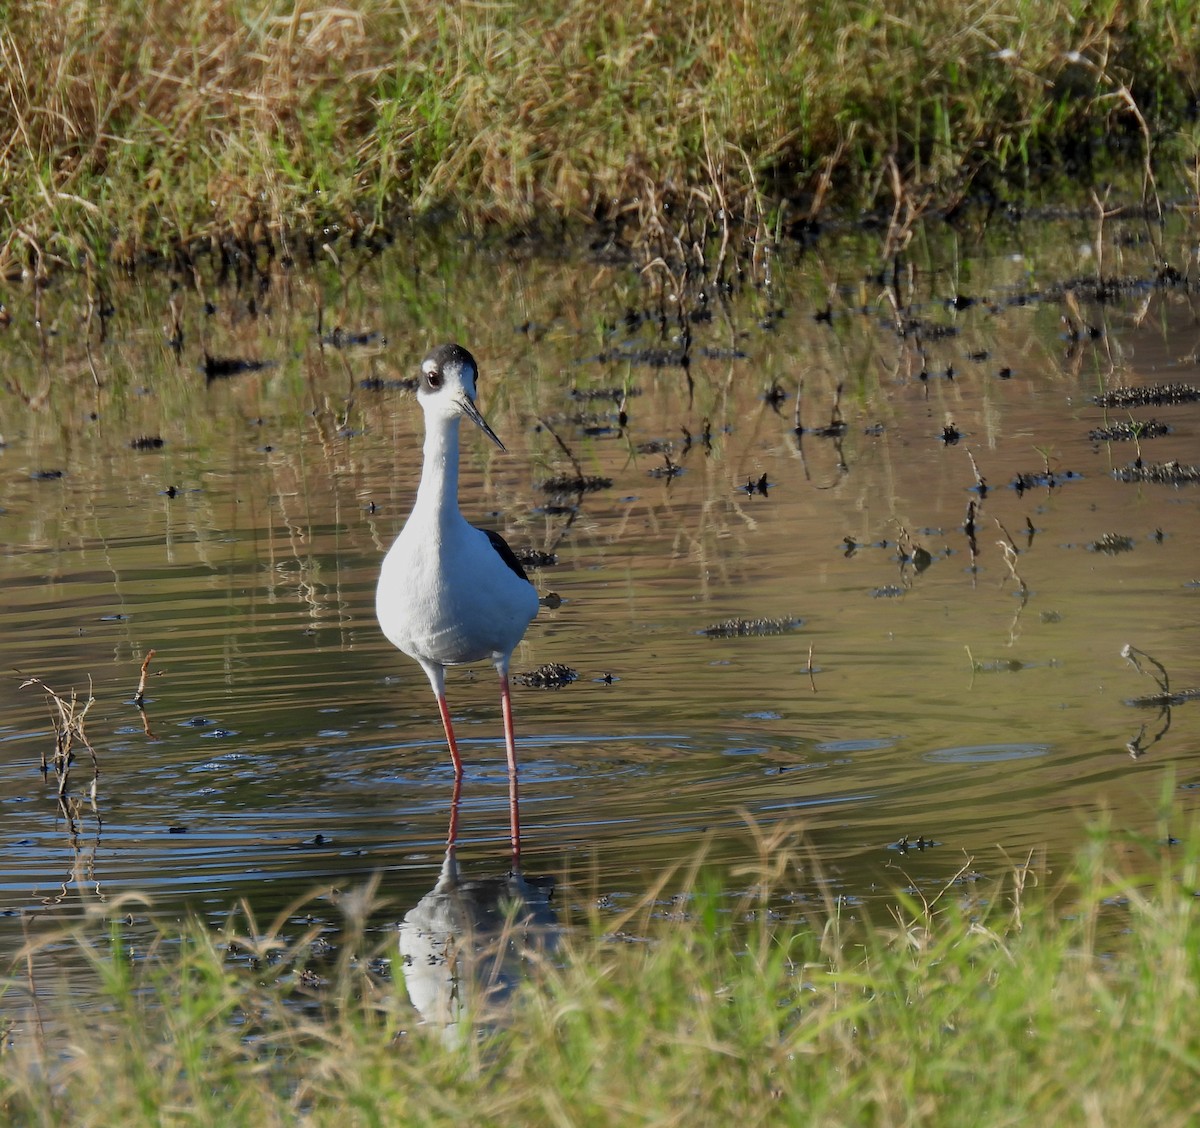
[[481, 528, 530, 582]]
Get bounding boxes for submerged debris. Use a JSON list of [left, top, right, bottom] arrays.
[[647, 458, 684, 480], [700, 617, 803, 638], [1094, 383, 1200, 408], [1114, 461, 1200, 485], [515, 663, 578, 689], [637, 438, 675, 454], [1088, 533, 1136, 554], [1088, 419, 1169, 442]]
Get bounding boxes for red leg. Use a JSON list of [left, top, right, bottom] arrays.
[[435, 693, 463, 778], [499, 671, 521, 870]]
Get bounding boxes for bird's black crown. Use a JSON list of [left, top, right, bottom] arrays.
[[421, 343, 478, 393]]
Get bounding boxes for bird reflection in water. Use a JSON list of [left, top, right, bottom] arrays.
[[398, 775, 557, 1039]]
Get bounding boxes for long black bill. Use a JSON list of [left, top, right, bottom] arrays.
[[460, 396, 507, 452]]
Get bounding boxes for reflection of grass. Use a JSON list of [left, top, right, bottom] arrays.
[[3, 1, 1200, 266], [4, 821, 1200, 1123]]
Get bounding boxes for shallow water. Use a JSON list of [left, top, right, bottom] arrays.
[[1, 208, 1198, 964]]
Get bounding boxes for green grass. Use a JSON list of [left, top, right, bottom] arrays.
[[3, 0, 1200, 273], [3, 820, 1200, 1126]]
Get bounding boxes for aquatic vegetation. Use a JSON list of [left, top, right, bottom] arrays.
[[1114, 460, 1200, 484], [701, 617, 804, 638], [1095, 383, 1200, 409], [1088, 419, 1170, 442], [513, 662, 579, 689]]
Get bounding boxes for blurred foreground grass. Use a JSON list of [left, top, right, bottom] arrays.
[[2, 817, 1199, 1126]]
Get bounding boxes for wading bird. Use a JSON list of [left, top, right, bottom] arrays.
[[376, 344, 539, 863]]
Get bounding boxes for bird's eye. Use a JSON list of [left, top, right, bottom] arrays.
[[426, 369, 443, 389]]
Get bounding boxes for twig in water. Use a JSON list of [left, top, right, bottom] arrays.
[[994, 518, 1021, 555], [1121, 644, 1170, 696], [134, 648, 156, 707], [1126, 712, 1172, 759], [134, 649, 159, 739], [829, 383, 844, 433], [20, 676, 99, 798], [963, 499, 979, 566], [966, 449, 987, 498], [805, 642, 818, 694], [994, 521, 1028, 598], [538, 415, 585, 479]]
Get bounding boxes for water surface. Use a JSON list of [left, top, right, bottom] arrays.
[[1, 210, 1197, 957]]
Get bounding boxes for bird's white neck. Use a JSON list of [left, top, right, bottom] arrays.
[[412, 413, 463, 523]]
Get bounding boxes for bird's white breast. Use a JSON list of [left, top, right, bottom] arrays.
[[376, 512, 539, 668]]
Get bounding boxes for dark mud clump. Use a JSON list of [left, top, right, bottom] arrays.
[[700, 617, 803, 638], [203, 354, 275, 381], [129, 435, 165, 450], [1094, 383, 1200, 408], [541, 474, 613, 493], [1114, 461, 1200, 485], [515, 663, 579, 689], [515, 548, 558, 568]]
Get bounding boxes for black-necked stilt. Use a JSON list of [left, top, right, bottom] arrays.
[[376, 343, 539, 862]]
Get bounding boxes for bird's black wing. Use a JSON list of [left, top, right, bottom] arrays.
[[481, 528, 531, 582]]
